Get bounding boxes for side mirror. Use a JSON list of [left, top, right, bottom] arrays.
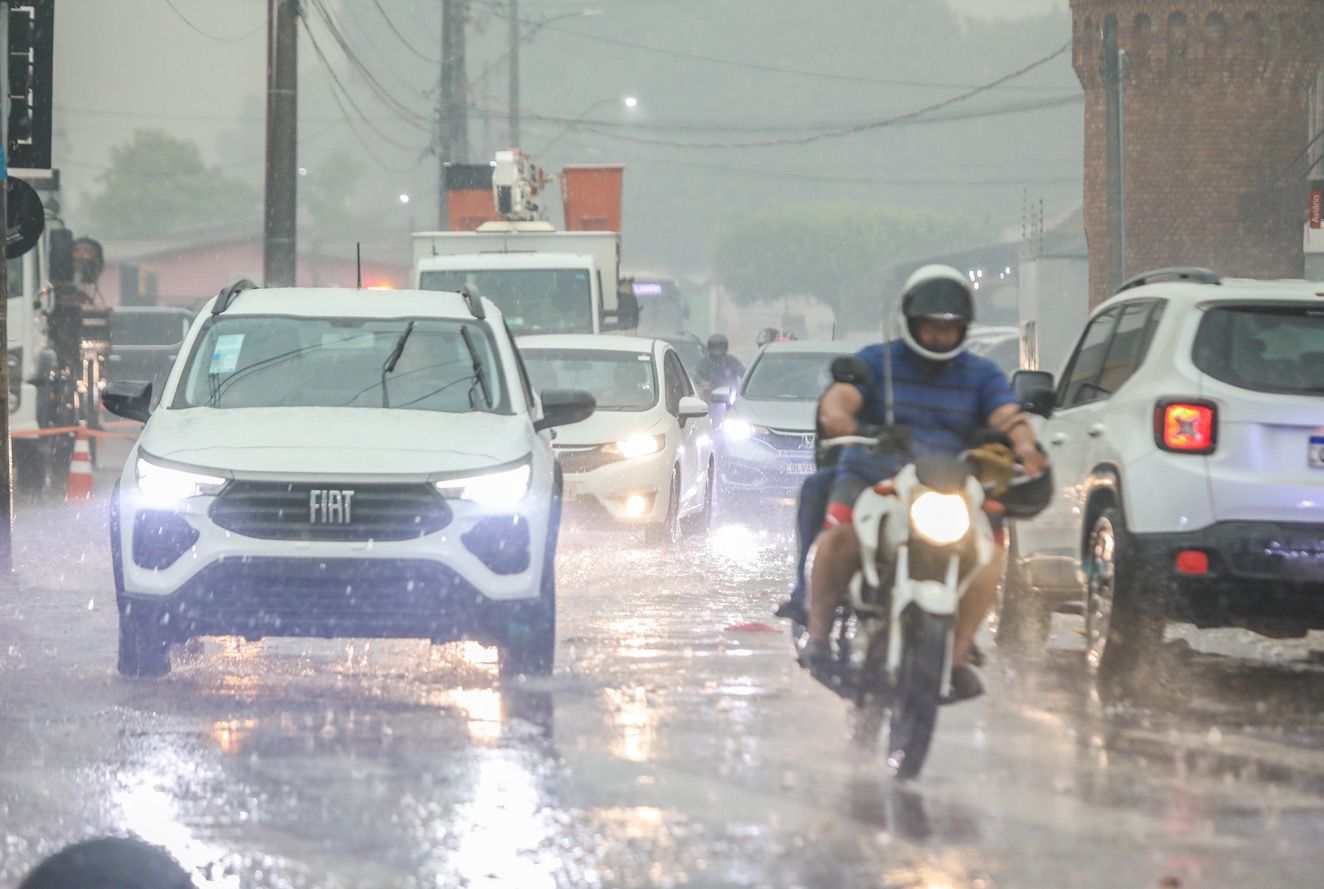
[[830, 355, 871, 385], [102, 380, 153, 423], [535, 388, 595, 432], [678, 395, 708, 418], [1012, 370, 1055, 418], [708, 385, 731, 404]]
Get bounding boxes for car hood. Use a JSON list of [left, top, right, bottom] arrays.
[[548, 409, 665, 447], [732, 398, 816, 432], [140, 407, 531, 476]]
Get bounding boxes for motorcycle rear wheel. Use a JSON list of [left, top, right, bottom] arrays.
[[884, 608, 951, 780]]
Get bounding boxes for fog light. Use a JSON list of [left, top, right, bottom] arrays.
[[1175, 549, 1209, 575], [624, 494, 649, 517]]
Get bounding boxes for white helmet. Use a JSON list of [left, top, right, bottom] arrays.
[[898, 264, 975, 364]]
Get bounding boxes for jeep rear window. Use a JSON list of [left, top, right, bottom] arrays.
[[1193, 305, 1324, 394]]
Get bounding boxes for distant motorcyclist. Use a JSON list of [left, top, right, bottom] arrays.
[[694, 333, 745, 401], [802, 265, 1048, 700], [756, 327, 780, 349]]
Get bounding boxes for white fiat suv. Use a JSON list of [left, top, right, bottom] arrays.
[[102, 281, 594, 679], [517, 334, 714, 544], [1001, 268, 1324, 684]]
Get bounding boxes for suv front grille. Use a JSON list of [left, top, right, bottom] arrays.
[[762, 428, 815, 452], [210, 481, 451, 541]]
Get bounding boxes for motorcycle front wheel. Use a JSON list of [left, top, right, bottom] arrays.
[[885, 607, 952, 780]]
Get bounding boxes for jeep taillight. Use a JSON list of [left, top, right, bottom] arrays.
[[1155, 400, 1217, 454]]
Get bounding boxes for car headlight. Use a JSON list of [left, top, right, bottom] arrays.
[[435, 463, 532, 506], [136, 456, 227, 503], [723, 419, 767, 441], [605, 433, 665, 460], [909, 491, 971, 546]]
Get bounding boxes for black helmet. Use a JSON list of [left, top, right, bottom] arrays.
[[756, 327, 779, 348], [706, 333, 729, 352], [899, 264, 975, 364], [999, 464, 1054, 519]]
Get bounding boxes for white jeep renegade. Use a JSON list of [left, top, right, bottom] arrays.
[[1001, 268, 1324, 682]]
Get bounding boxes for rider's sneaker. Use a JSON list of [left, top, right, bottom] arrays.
[[774, 598, 808, 625], [942, 663, 985, 704], [797, 637, 831, 672]]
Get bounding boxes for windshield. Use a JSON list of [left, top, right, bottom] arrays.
[[1193, 305, 1324, 394], [521, 348, 657, 411], [418, 268, 593, 335], [172, 315, 507, 413], [740, 352, 841, 400]]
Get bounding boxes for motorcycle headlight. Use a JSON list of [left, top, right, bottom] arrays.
[[136, 456, 227, 504], [435, 463, 532, 506], [909, 491, 971, 546], [605, 433, 665, 460]]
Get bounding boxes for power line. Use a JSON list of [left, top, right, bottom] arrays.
[[301, 15, 428, 171], [369, 0, 443, 63], [509, 93, 1082, 136], [160, 0, 264, 42], [307, 0, 435, 132], [622, 153, 1081, 188], [549, 42, 1076, 150], [469, 0, 1070, 92]]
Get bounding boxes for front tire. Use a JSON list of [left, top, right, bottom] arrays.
[[117, 600, 171, 678], [644, 467, 682, 546], [500, 476, 560, 679], [681, 461, 714, 536], [885, 608, 950, 780], [1084, 506, 1164, 692]]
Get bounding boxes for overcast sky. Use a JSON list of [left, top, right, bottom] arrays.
[[950, 0, 1066, 18]]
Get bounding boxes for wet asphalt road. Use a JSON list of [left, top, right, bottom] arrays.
[[3, 447, 1324, 887]]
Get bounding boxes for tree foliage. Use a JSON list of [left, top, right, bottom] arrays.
[[713, 202, 993, 322], [85, 130, 260, 239]]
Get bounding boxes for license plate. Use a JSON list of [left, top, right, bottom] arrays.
[[1311, 436, 1324, 468], [788, 462, 816, 476]]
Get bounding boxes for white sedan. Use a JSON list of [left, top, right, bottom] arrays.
[[518, 335, 714, 544]]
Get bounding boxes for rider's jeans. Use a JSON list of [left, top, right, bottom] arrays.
[[792, 466, 836, 605]]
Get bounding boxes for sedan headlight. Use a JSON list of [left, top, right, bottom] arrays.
[[909, 491, 971, 546], [722, 419, 767, 441], [605, 433, 665, 460], [136, 456, 227, 504], [435, 463, 532, 506]]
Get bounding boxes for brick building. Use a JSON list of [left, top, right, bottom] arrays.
[[1072, 1, 1324, 307]]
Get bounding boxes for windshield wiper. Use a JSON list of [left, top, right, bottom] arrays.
[[460, 325, 492, 409], [380, 321, 415, 408]]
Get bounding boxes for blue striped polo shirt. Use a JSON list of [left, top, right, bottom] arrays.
[[837, 340, 1018, 482]]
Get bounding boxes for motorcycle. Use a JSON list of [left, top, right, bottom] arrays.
[[798, 425, 1046, 779]]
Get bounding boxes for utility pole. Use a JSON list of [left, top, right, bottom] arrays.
[[0, 0, 13, 576], [508, 0, 519, 147], [437, 0, 470, 229], [263, 0, 298, 287], [1103, 14, 1125, 292]]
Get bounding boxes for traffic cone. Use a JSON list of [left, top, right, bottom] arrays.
[[65, 426, 93, 503]]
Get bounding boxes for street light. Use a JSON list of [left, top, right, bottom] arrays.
[[399, 194, 411, 204], [533, 95, 638, 157]]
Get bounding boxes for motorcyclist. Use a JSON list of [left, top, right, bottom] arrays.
[[801, 265, 1049, 701], [694, 333, 746, 401]]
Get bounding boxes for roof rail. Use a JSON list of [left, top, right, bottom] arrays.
[[460, 283, 486, 321], [212, 278, 259, 316], [1116, 267, 1220, 294]]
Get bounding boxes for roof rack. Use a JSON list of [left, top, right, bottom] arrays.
[[460, 283, 486, 321], [1116, 267, 1220, 294], [212, 278, 259, 316]]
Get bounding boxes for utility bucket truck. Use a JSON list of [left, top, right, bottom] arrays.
[[412, 151, 637, 336]]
